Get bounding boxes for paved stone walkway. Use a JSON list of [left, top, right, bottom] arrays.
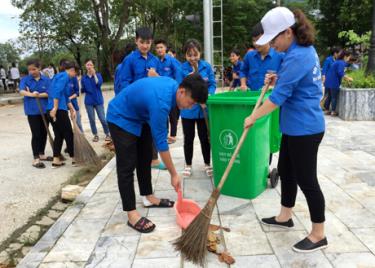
[[18, 116, 375, 267]]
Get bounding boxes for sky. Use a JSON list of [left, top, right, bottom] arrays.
[[0, 0, 22, 43]]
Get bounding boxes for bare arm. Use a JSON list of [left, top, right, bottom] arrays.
[[244, 99, 278, 129]]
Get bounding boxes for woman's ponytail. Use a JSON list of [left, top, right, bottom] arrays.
[[292, 9, 315, 46]]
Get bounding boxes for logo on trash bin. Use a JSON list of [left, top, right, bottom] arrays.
[[219, 129, 238, 149]]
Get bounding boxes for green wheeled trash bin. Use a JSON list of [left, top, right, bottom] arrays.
[[207, 91, 271, 199]]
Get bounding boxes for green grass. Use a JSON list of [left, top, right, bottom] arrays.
[[343, 69, 375, 89]]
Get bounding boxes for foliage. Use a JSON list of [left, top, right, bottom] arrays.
[[338, 30, 371, 48], [343, 69, 375, 88], [0, 42, 21, 69]]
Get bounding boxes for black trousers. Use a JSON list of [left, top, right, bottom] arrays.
[[1, 78, 7, 90], [108, 122, 153, 211], [27, 115, 48, 159], [182, 118, 210, 166], [278, 132, 325, 223], [168, 106, 180, 137], [48, 110, 74, 158]]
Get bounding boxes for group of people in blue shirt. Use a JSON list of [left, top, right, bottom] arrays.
[[19, 5, 344, 252], [20, 58, 110, 168], [322, 47, 353, 115]]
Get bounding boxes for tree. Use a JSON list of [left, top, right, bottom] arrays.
[[90, 0, 132, 79], [0, 42, 21, 69], [367, 0, 375, 74]]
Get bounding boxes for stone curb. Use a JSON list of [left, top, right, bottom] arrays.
[[16, 157, 116, 268]]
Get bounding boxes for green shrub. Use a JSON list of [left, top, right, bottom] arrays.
[[343, 69, 375, 89]]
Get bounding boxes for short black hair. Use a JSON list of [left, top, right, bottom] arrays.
[[26, 59, 41, 68], [331, 46, 341, 55], [337, 49, 351, 60], [154, 39, 168, 47], [183, 39, 202, 54], [180, 73, 208, 104], [63, 60, 76, 70], [135, 27, 153, 40], [85, 58, 94, 64], [252, 22, 264, 38], [12, 62, 17, 67], [231, 49, 241, 56], [59, 59, 69, 70]]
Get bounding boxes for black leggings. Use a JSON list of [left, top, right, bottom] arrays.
[[278, 132, 325, 223], [182, 118, 210, 166], [27, 115, 48, 159], [48, 110, 74, 158], [168, 106, 180, 137], [109, 122, 153, 211]]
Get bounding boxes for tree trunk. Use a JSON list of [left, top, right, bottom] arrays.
[[366, 0, 375, 75]]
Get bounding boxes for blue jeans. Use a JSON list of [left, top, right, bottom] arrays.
[[85, 104, 109, 136], [75, 110, 83, 132], [324, 88, 339, 112]]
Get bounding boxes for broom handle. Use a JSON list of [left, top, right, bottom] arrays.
[[36, 97, 54, 149], [216, 83, 270, 191]]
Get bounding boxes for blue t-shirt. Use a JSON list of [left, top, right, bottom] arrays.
[[107, 76, 178, 152], [47, 71, 71, 111], [116, 49, 160, 94], [324, 59, 346, 90], [69, 77, 80, 111], [269, 41, 325, 136], [158, 54, 183, 83], [19, 74, 50, 115], [81, 73, 104, 106], [240, 48, 283, 91], [180, 60, 216, 119]]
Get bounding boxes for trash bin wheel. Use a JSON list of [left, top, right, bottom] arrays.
[[270, 168, 279, 188]]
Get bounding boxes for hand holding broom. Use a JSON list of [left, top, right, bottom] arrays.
[[173, 82, 271, 266]]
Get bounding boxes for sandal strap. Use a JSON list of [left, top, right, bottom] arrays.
[[134, 217, 154, 230]]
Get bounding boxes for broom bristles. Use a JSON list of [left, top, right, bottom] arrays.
[[173, 189, 220, 266], [73, 123, 102, 167]]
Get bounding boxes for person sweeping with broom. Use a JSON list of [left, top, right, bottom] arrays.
[[243, 7, 327, 252], [106, 74, 208, 233], [47, 60, 77, 168]]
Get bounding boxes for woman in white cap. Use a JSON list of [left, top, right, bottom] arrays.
[[244, 7, 327, 252]]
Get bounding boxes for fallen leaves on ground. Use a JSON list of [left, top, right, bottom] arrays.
[[206, 224, 235, 265]]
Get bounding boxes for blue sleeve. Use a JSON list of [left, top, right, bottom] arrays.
[[118, 57, 133, 91], [173, 59, 183, 84], [149, 103, 169, 152], [45, 79, 51, 94], [19, 77, 28, 91], [321, 58, 329, 76], [207, 64, 216, 95], [269, 54, 310, 107], [240, 54, 249, 79], [81, 77, 86, 94], [336, 62, 345, 79], [73, 78, 79, 96], [52, 75, 67, 100], [97, 73, 103, 87]]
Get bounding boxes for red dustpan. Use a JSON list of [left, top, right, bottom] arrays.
[[174, 190, 201, 229]]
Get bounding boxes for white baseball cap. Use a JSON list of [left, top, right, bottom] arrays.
[[256, 7, 296, 46]]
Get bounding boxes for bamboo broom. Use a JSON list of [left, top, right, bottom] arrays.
[[173, 83, 271, 266]]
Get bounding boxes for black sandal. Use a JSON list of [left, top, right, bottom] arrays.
[[127, 217, 155, 233], [52, 162, 66, 168], [32, 162, 46, 169], [145, 199, 175, 208]]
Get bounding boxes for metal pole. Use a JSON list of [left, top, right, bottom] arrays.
[[203, 0, 212, 64]]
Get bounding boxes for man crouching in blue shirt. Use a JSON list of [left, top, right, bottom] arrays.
[[106, 74, 208, 233]]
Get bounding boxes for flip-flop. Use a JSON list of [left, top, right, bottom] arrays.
[[52, 162, 65, 169], [144, 198, 175, 208], [32, 162, 46, 169], [127, 217, 155, 233], [151, 162, 167, 170]]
